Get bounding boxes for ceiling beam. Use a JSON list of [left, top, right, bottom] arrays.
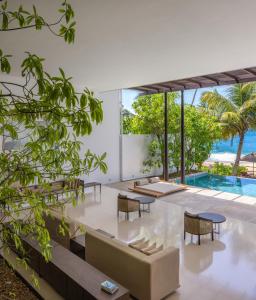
[[244, 68, 256, 77], [130, 66, 256, 95], [222, 72, 239, 83], [201, 75, 221, 85], [150, 84, 172, 92], [138, 86, 160, 93], [168, 81, 186, 90], [186, 78, 203, 88]]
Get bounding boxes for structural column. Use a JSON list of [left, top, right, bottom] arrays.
[[180, 90, 185, 184], [163, 92, 169, 181]]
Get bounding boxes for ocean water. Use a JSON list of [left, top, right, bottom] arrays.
[[209, 130, 256, 162]]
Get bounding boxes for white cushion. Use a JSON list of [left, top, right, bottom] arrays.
[[149, 177, 160, 183], [135, 179, 149, 186]]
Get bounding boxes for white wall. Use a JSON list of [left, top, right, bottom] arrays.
[[79, 90, 122, 184], [121, 135, 162, 181]]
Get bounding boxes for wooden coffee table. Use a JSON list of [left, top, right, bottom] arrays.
[[198, 212, 226, 234]]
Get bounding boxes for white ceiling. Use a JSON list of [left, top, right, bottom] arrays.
[[1, 0, 256, 92]]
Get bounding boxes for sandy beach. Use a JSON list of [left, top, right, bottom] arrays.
[[204, 152, 256, 174]]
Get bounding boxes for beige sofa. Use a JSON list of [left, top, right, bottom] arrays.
[[86, 229, 180, 300]]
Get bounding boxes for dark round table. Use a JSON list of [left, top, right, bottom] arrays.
[[198, 212, 226, 234], [134, 196, 155, 213]]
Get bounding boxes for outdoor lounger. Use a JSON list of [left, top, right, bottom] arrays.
[[129, 177, 187, 198]]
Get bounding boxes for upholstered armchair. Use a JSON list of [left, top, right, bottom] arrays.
[[117, 194, 141, 220], [184, 211, 214, 245]]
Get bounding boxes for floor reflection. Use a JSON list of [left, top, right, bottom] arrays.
[[183, 240, 226, 273]]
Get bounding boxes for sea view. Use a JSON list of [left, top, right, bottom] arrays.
[[209, 130, 256, 162]]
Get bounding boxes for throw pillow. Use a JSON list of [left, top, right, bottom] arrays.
[[135, 179, 149, 186], [149, 177, 160, 183], [143, 244, 163, 256]]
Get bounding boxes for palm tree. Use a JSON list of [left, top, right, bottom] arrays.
[[201, 83, 256, 175]]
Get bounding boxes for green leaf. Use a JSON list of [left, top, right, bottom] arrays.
[[80, 94, 87, 108], [59, 68, 65, 78], [100, 152, 107, 160], [33, 5, 37, 16], [2, 13, 9, 30], [1, 1, 7, 11], [0, 1, 106, 272]]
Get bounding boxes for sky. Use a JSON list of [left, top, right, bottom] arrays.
[[122, 85, 229, 113]]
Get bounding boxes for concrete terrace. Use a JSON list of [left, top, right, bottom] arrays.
[[64, 186, 256, 300], [108, 180, 256, 224]]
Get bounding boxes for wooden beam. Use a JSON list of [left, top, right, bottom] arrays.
[[186, 78, 203, 88], [150, 84, 172, 92], [160, 83, 179, 91], [168, 81, 186, 90], [140, 86, 160, 93], [222, 72, 239, 83], [201, 75, 221, 85], [130, 66, 256, 95], [244, 68, 256, 77]]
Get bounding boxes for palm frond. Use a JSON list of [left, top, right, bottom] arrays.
[[227, 83, 256, 107], [220, 111, 244, 137], [240, 98, 256, 114], [201, 90, 236, 117]]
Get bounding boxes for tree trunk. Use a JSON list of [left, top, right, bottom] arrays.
[[191, 89, 198, 106], [232, 132, 245, 176]]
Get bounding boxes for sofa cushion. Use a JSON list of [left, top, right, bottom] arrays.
[[129, 239, 149, 250], [129, 240, 163, 256], [129, 237, 146, 247], [140, 242, 156, 252], [143, 244, 163, 256]]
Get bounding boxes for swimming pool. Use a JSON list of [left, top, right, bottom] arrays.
[[183, 173, 256, 197]]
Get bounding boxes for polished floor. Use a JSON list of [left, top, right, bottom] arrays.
[[64, 186, 256, 300], [109, 180, 256, 224]]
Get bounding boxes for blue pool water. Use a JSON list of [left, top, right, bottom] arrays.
[[184, 174, 256, 197]]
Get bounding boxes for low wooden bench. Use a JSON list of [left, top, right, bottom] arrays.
[[84, 181, 102, 194], [9, 234, 129, 300], [19, 178, 85, 200]]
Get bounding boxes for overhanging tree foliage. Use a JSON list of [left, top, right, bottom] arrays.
[[124, 93, 221, 175], [201, 83, 256, 175], [122, 108, 134, 134], [0, 0, 107, 279]]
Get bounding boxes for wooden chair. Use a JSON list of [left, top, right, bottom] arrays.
[[117, 194, 141, 220], [184, 211, 214, 245]]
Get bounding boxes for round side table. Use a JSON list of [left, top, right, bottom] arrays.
[[198, 212, 226, 234]]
